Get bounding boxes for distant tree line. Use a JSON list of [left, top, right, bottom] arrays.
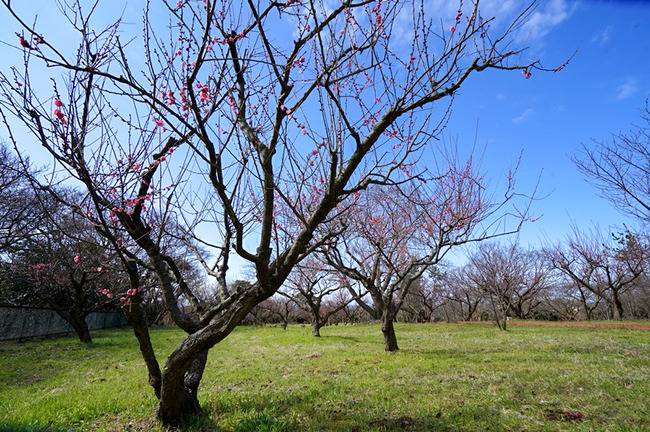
[[240, 230, 650, 332]]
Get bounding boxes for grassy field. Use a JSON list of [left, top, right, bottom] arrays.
[[1, 323, 649, 431]]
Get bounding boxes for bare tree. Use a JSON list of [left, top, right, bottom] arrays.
[[539, 282, 588, 321], [0, 0, 552, 425], [283, 259, 353, 337], [546, 228, 647, 321], [442, 266, 486, 321], [466, 242, 517, 330], [330, 288, 366, 324], [398, 270, 446, 323], [257, 295, 298, 329], [574, 102, 650, 222], [465, 242, 550, 330]]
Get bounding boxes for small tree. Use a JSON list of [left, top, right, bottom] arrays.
[[283, 259, 354, 336], [257, 295, 298, 329]]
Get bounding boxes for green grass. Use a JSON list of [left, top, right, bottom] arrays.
[[1, 323, 649, 431]]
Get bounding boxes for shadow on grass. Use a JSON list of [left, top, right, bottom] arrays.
[[322, 335, 363, 344], [204, 384, 523, 431], [0, 422, 70, 432]]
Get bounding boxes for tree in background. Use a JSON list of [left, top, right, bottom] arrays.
[[546, 228, 647, 321], [0, 0, 550, 425], [257, 295, 299, 330], [325, 152, 527, 350], [465, 242, 551, 330], [0, 194, 122, 343], [397, 269, 446, 323], [282, 259, 354, 336], [441, 266, 486, 321]]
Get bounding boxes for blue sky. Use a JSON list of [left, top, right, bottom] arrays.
[[440, 0, 650, 250], [1, 0, 649, 263]]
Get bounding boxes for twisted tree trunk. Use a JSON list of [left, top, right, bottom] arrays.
[[381, 309, 399, 352]]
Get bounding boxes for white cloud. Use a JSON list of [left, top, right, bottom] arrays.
[[513, 108, 534, 123], [496, 93, 506, 101], [591, 25, 613, 46], [616, 78, 639, 100], [516, 0, 574, 42]]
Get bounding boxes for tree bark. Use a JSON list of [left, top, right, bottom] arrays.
[[157, 347, 209, 427], [381, 312, 399, 352], [311, 320, 321, 337], [611, 291, 624, 321], [69, 314, 93, 343], [125, 301, 162, 399]]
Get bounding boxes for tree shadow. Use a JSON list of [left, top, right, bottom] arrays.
[[0, 422, 71, 432]]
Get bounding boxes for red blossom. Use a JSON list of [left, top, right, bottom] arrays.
[[18, 36, 32, 49]]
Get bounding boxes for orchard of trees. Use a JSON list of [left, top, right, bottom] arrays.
[[0, 0, 647, 428]]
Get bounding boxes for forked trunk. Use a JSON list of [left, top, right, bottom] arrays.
[[381, 313, 399, 352], [157, 348, 209, 427]]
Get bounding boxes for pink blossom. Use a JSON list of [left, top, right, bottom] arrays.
[[165, 90, 175, 105], [54, 99, 63, 107], [450, 26, 456, 33], [74, 255, 81, 263], [96, 267, 103, 272]]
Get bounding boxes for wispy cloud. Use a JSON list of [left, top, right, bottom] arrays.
[[517, 0, 574, 42], [591, 25, 613, 46], [513, 108, 534, 123], [616, 78, 639, 100]]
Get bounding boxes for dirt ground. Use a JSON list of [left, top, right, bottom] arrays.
[[450, 321, 650, 330]]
